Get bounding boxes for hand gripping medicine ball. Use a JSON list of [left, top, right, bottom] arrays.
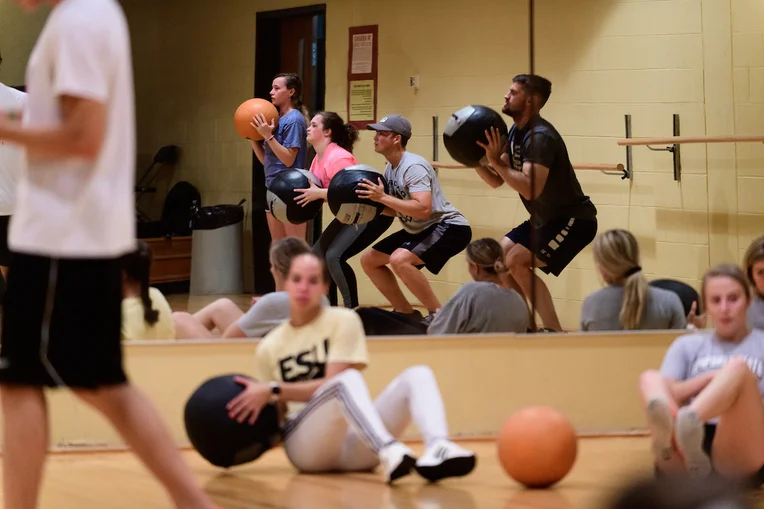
[[443, 105, 509, 168], [266, 169, 324, 225], [327, 165, 389, 225], [234, 98, 279, 141], [184, 373, 282, 468]]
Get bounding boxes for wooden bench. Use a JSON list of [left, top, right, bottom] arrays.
[[144, 236, 192, 284]]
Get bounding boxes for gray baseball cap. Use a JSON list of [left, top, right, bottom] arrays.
[[366, 114, 412, 138]]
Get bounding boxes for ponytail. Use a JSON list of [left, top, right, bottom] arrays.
[[275, 73, 309, 123], [316, 111, 359, 152], [341, 123, 360, 152], [492, 259, 509, 275], [593, 229, 649, 330], [122, 241, 160, 327], [295, 98, 310, 125], [620, 268, 648, 330], [466, 238, 508, 276]]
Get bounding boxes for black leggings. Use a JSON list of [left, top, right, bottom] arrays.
[[314, 214, 394, 308]]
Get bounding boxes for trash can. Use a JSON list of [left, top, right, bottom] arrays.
[[189, 199, 246, 295]]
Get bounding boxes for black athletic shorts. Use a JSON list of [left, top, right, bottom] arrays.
[[0, 215, 12, 267], [372, 222, 472, 275], [505, 216, 598, 276], [0, 252, 128, 389]]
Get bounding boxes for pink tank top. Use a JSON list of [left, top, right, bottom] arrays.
[[309, 143, 358, 188]]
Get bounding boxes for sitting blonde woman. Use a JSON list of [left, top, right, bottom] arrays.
[[580, 229, 686, 331], [121, 241, 175, 341], [427, 238, 529, 335]]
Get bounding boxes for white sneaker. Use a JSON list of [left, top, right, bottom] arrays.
[[674, 407, 712, 478], [379, 441, 417, 484], [414, 439, 476, 482]]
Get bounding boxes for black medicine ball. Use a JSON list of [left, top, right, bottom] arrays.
[[184, 373, 281, 468], [327, 165, 389, 225], [443, 105, 509, 168], [266, 169, 323, 225]]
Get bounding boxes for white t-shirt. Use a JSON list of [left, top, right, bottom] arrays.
[[10, 0, 136, 258], [0, 84, 27, 216]]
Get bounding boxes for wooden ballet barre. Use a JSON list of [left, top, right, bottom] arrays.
[[617, 134, 764, 147], [572, 163, 625, 171], [431, 161, 628, 179]]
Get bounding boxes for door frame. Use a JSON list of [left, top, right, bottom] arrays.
[[251, 4, 327, 295]]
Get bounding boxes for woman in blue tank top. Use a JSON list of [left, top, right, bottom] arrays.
[[250, 72, 309, 242]]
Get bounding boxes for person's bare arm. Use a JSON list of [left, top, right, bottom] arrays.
[[668, 371, 717, 405], [478, 128, 552, 200], [376, 190, 432, 220], [276, 362, 361, 402], [473, 164, 504, 189], [265, 137, 299, 167], [356, 177, 432, 220], [494, 160, 550, 201], [226, 361, 362, 423], [0, 95, 105, 160]]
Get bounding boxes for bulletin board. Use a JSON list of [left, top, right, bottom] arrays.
[[346, 25, 378, 128]]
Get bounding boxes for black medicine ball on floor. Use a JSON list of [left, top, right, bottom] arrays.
[[267, 169, 324, 224], [327, 165, 389, 225], [184, 373, 282, 468], [443, 105, 509, 168]]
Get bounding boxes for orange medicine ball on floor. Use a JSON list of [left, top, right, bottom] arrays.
[[234, 98, 279, 140], [497, 406, 578, 488]]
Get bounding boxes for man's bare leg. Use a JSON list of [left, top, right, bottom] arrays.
[[506, 245, 562, 331], [75, 384, 216, 509], [361, 249, 414, 314], [389, 249, 440, 314], [1, 386, 49, 509], [499, 237, 535, 330]]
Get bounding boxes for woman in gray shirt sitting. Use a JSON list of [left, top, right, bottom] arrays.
[[743, 235, 764, 331], [639, 264, 764, 485], [580, 229, 686, 331], [427, 238, 529, 335]]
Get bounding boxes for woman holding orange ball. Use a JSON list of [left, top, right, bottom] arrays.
[[250, 73, 309, 241], [639, 264, 764, 486]]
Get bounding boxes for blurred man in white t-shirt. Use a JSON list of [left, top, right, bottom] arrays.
[[0, 2, 216, 509], [0, 51, 27, 280]]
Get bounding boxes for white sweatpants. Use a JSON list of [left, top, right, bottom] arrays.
[[282, 365, 449, 473]]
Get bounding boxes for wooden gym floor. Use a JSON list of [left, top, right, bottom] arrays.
[[0, 437, 679, 509]]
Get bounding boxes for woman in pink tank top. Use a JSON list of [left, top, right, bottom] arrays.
[[294, 112, 393, 308]]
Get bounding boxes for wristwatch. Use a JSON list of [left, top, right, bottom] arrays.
[[269, 381, 281, 403]]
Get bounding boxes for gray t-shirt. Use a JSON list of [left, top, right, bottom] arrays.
[[580, 285, 687, 331], [660, 329, 764, 403], [428, 281, 529, 335], [748, 295, 764, 331], [236, 292, 330, 337], [384, 151, 469, 234]]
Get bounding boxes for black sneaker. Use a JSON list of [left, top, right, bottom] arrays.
[[393, 309, 423, 321]]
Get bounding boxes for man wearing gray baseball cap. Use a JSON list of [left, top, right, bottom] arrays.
[[356, 114, 472, 327]]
